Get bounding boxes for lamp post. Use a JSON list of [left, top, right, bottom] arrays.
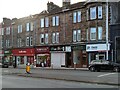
[[106, 0, 109, 60]]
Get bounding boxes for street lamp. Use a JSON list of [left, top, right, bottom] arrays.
[[106, 0, 109, 60]]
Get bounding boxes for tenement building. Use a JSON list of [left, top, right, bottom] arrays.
[[1, 0, 113, 68]]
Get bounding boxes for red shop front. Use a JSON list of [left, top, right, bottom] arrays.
[[12, 48, 35, 67], [35, 47, 50, 67]]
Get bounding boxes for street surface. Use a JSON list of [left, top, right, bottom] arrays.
[[2, 68, 119, 85], [2, 75, 118, 88]]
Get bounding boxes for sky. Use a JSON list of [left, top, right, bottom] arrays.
[[0, 0, 84, 22]]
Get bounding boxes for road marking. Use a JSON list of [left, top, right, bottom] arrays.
[[97, 73, 116, 77]]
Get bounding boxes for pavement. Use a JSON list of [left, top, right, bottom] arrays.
[[4, 66, 119, 86]]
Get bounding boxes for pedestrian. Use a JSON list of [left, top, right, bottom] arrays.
[[41, 61, 44, 69]]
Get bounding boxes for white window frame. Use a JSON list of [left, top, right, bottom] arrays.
[[73, 12, 77, 23], [90, 27, 96, 40], [30, 36, 33, 46], [45, 17, 49, 27], [77, 30, 81, 41], [86, 9, 89, 20], [19, 38, 22, 47], [56, 16, 59, 26], [98, 27, 102, 40], [90, 7, 96, 20], [78, 11, 81, 22], [30, 22, 34, 31], [26, 23, 30, 31], [26, 37, 29, 46], [40, 18, 44, 28], [45, 33, 48, 44], [73, 30, 77, 42], [52, 33, 56, 43], [52, 17, 56, 26], [56, 32, 59, 43], [2, 28, 4, 35], [40, 34, 44, 44], [18, 25, 22, 33], [6, 27, 10, 35], [98, 6, 102, 19]]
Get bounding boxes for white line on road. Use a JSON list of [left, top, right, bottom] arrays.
[[97, 73, 117, 77]]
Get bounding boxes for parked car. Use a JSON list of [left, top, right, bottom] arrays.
[[88, 60, 120, 72]]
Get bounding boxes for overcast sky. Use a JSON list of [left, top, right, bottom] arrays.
[[0, 0, 85, 22]]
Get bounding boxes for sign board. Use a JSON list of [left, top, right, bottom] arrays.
[[86, 44, 110, 52]]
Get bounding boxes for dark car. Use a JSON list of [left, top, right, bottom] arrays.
[[2, 62, 9, 68], [88, 60, 120, 72]]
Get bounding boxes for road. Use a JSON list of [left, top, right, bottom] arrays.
[[2, 68, 119, 85], [2, 75, 118, 88]]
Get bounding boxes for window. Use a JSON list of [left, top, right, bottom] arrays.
[[86, 29, 89, 41], [98, 6, 102, 19], [17, 38, 22, 47], [6, 27, 10, 35], [40, 34, 44, 44], [73, 30, 81, 42], [26, 23, 30, 31], [30, 22, 34, 31], [52, 16, 59, 26], [19, 38, 22, 47], [45, 33, 48, 44], [45, 17, 49, 27], [26, 37, 29, 46], [18, 25, 22, 33], [90, 7, 96, 20], [77, 30, 81, 41], [30, 36, 33, 46], [90, 27, 96, 40], [6, 40, 10, 48], [52, 17, 55, 26], [86, 9, 89, 20], [0, 28, 1, 35], [56, 16, 59, 26], [78, 11, 81, 22], [1, 28, 4, 35], [73, 30, 77, 42], [40, 18, 44, 28], [98, 27, 102, 40], [52, 33, 55, 43], [56, 32, 59, 43], [73, 12, 77, 23]]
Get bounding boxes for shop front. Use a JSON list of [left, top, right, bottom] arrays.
[[35, 47, 50, 67], [4, 50, 12, 66], [72, 45, 87, 68], [50, 45, 72, 68], [12, 48, 35, 68], [86, 43, 111, 64], [0, 50, 4, 64]]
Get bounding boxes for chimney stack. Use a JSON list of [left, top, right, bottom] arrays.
[[62, 0, 71, 8]]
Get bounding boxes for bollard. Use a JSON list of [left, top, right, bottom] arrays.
[[26, 63, 30, 74], [74, 62, 76, 70]]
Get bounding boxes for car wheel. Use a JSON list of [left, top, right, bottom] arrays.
[[113, 67, 119, 72], [90, 67, 95, 72]]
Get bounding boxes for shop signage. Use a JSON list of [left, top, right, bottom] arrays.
[[50, 46, 65, 51], [65, 46, 71, 52], [12, 48, 35, 56], [86, 44, 110, 52], [36, 47, 49, 54]]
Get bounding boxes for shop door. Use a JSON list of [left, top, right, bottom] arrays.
[[51, 53, 65, 68]]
